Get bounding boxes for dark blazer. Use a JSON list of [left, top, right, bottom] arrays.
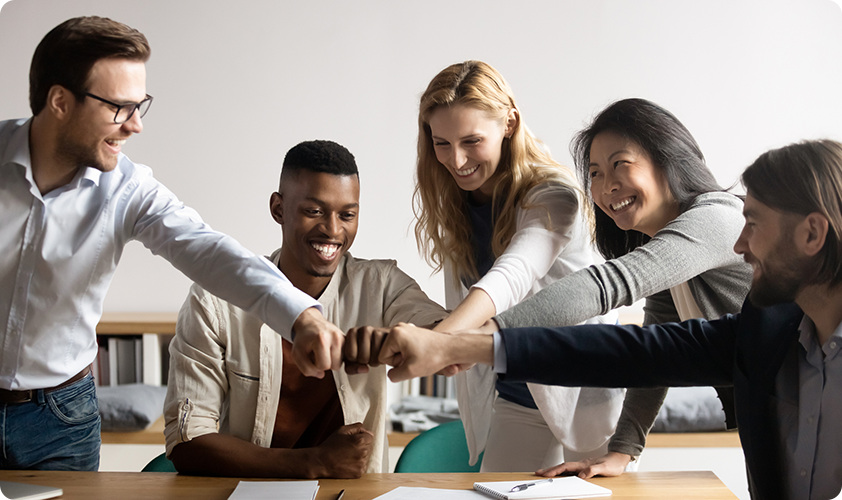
[[499, 299, 804, 500]]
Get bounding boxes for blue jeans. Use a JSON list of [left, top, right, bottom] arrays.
[[0, 374, 100, 470]]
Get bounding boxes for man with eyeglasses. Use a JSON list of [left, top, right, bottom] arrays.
[[0, 16, 346, 471]]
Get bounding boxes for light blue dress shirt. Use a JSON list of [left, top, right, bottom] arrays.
[[0, 118, 319, 390], [782, 315, 842, 499]]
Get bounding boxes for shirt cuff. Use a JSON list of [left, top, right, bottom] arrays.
[[493, 330, 507, 374]]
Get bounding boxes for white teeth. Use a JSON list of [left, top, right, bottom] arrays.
[[311, 243, 339, 258], [106, 139, 126, 146], [611, 198, 634, 211], [454, 164, 479, 177]]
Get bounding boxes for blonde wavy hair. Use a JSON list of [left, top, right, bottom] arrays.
[[413, 60, 582, 281]]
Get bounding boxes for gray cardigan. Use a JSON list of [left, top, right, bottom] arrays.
[[493, 191, 752, 456]]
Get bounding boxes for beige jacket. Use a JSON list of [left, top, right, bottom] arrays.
[[164, 251, 446, 473]]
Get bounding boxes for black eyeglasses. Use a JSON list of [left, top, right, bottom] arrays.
[[84, 92, 154, 124]]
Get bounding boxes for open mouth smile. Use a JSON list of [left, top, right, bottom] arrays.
[[311, 242, 340, 260], [454, 164, 479, 177], [104, 138, 126, 153], [610, 197, 635, 212]]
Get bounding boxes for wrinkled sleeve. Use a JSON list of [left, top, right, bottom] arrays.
[[494, 194, 745, 329], [123, 172, 318, 342], [380, 262, 448, 327], [163, 284, 229, 456], [472, 183, 581, 313]]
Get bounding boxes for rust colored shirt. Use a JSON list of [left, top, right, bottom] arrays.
[[271, 339, 344, 449]]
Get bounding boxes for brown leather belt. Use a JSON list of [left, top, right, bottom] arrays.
[[0, 365, 92, 404]]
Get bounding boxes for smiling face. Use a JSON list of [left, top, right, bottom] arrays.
[[588, 131, 680, 237], [272, 171, 360, 296], [734, 193, 811, 307], [55, 57, 146, 172], [428, 104, 514, 204]]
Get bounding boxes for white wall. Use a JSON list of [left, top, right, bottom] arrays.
[[1, 0, 840, 313]]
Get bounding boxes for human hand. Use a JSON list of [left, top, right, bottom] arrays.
[[291, 307, 345, 379], [378, 323, 493, 382], [343, 325, 390, 375], [535, 452, 632, 479], [311, 423, 374, 478]]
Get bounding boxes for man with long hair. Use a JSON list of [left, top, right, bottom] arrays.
[[354, 140, 842, 499]]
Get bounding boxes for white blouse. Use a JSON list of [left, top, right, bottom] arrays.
[[446, 182, 622, 465]]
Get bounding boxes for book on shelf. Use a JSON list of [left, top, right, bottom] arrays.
[[116, 337, 136, 385], [107, 337, 119, 387], [94, 334, 172, 387]]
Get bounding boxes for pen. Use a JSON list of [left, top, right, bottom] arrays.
[[335, 489, 345, 500], [509, 478, 554, 492]]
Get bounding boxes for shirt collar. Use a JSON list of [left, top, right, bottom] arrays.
[[1, 118, 33, 168], [0, 118, 104, 194], [0, 119, 44, 200], [798, 314, 842, 361]]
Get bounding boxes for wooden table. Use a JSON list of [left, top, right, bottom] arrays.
[[0, 470, 736, 499]]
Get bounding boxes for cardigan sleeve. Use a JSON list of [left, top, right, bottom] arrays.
[[494, 192, 747, 329], [471, 182, 582, 313]]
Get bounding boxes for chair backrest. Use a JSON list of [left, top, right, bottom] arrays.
[[394, 420, 483, 473], [141, 452, 177, 472]]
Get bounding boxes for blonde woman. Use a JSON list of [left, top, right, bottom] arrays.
[[413, 60, 622, 471]]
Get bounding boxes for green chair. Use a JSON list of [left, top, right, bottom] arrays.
[[394, 420, 483, 473], [141, 452, 177, 472]]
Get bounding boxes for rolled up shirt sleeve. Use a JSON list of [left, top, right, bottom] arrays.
[[163, 285, 230, 456]]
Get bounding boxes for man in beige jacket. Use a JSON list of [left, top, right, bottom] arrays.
[[163, 140, 446, 478]]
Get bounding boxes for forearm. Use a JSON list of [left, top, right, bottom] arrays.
[[607, 387, 668, 457], [132, 188, 317, 341], [494, 270, 605, 328], [169, 433, 320, 478], [434, 288, 496, 333], [445, 333, 495, 367], [496, 195, 748, 329]]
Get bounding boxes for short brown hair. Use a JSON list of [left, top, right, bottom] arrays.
[[742, 139, 842, 287], [29, 16, 150, 115]]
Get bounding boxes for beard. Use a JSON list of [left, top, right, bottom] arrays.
[[54, 117, 115, 172], [747, 237, 816, 307], [748, 264, 803, 307]]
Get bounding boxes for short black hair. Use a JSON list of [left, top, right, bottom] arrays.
[[279, 140, 358, 189]]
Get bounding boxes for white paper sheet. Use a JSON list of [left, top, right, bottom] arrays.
[[227, 480, 319, 500], [372, 486, 486, 500]]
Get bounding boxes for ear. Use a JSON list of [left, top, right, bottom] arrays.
[[504, 108, 519, 138], [269, 191, 284, 225], [45, 85, 75, 120], [797, 212, 829, 257]]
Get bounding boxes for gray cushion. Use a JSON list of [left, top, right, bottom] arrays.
[[652, 386, 728, 432], [97, 384, 167, 432]]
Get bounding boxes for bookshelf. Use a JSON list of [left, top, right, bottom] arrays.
[[95, 312, 177, 387]]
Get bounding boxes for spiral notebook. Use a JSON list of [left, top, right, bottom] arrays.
[[473, 477, 611, 499]]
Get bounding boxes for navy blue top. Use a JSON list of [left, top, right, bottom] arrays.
[[464, 197, 537, 409]]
